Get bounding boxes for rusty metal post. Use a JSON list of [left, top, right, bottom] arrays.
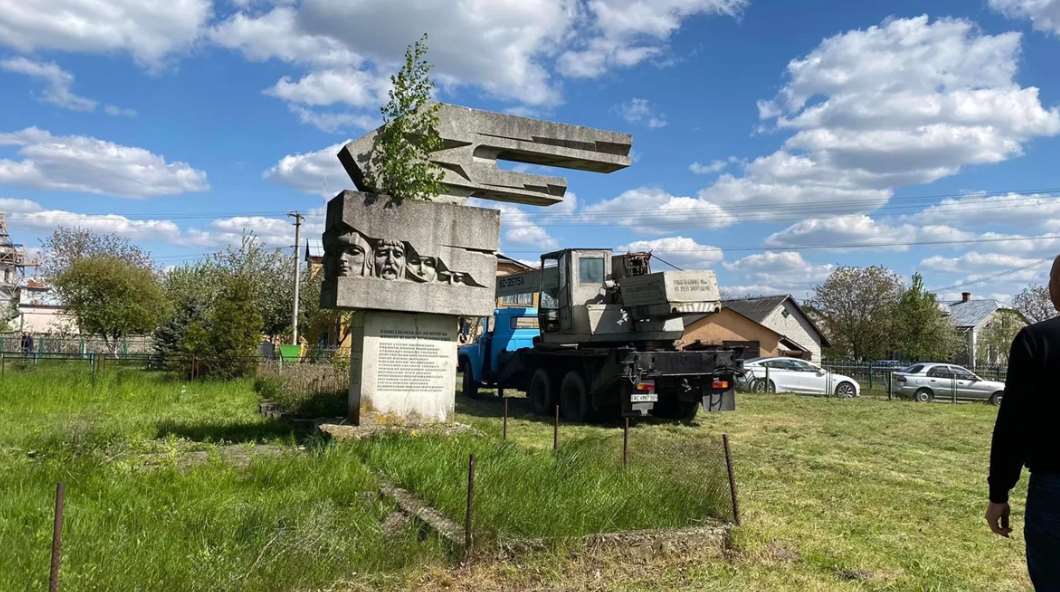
[[49, 482, 65, 592], [1, 351, 5, 378], [502, 397, 508, 441], [464, 454, 476, 561], [623, 417, 630, 468], [722, 434, 741, 526], [553, 404, 559, 451], [887, 372, 893, 401]]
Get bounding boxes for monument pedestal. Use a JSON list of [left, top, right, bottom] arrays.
[[348, 311, 458, 425]]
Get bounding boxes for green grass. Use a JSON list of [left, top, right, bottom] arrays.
[[0, 364, 447, 591], [1, 364, 1034, 591], [352, 431, 729, 540]]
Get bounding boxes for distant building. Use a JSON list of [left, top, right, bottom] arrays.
[[15, 279, 76, 334], [946, 292, 1028, 368], [0, 213, 25, 316], [681, 295, 828, 362]]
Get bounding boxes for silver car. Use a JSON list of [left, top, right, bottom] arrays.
[[894, 363, 1005, 405]]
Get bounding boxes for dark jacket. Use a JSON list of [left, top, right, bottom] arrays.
[[989, 316, 1060, 503]]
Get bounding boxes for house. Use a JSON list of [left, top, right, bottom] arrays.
[[946, 292, 1028, 368], [681, 295, 828, 362], [15, 279, 76, 335], [680, 306, 814, 360]]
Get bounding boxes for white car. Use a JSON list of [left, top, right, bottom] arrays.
[[741, 357, 861, 397]]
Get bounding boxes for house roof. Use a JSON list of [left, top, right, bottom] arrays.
[[945, 299, 1007, 328], [497, 253, 534, 271], [305, 239, 324, 261], [722, 294, 830, 347], [683, 308, 811, 353]]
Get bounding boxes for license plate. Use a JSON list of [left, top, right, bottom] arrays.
[[631, 393, 658, 403]]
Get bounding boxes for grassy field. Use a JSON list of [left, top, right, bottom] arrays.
[[1, 363, 1032, 591]]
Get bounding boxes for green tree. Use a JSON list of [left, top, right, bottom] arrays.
[[978, 310, 1027, 367], [1013, 284, 1056, 323], [365, 33, 444, 202], [40, 227, 152, 280], [53, 255, 166, 356], [892, 273, 960, 362], [180, 273, 263, 378], [211, 235, 292, 338], [811, 266, 902, 360]]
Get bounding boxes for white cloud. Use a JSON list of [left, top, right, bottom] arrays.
[[920, 251, 1043, 273], [617, 98, 667, 128], [581, 187, 733, 234], [0, 0, 212, 69], [689, 157, 742, 175], [208, 6, 362, 68], [765, 214, 976, 251], [909, 193, 1060, 230], [7, 199, 182, 242], [266, 68, 391, 108], [990, 0, 1060, 36], [692, 16, 1060, 221], [468, 198, 557, 249], [557, 0, 747, 78], [103, 105, 137, 117], [0, 128, 208, 198], [618, 236, 723, 269], [288, 106, 378, 133], [722, 251, 834, 296], [0, 57, 95, 111], [263, 141, 349, 197]]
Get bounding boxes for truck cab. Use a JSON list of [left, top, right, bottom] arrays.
[[458, 307, 539, 398]]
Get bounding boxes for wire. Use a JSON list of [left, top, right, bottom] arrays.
[[928, 259, 1049, 293]]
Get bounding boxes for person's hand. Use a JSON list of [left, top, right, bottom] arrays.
[[985, 501, 1012, 537]]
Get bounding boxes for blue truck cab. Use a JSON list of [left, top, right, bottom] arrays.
[[458, 307, 539, 398]]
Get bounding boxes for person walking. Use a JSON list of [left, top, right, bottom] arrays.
[[987, 254, 1060, 589]]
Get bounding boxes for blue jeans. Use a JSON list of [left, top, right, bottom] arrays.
[[1027, 472, 1060, 591]]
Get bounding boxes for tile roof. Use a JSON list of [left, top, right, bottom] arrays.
[[946, 299, 1004, 328], [722, 295, 789, 323]]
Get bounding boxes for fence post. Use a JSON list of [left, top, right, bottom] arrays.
[[91, 353, 97, 386], [553, 404, 560, 451], [1, 351, 4, 378], [722, 434, 741, 526], [887, 372, 893, 401], [502, 397, 508, 441], [952, 377, 957, 404], [49, 482, 65, 592], [868, 363, 874, 391], [623, 417, 630, 468], [464, 454, 476, 562], [764, 365, 770, 392]]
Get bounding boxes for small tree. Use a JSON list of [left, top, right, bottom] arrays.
[[180, 273, 262, 378], [53, 255, 166, 356], [978, 310, 1027, 367], [365, 33, 444, 202], [811, 266, 902, 360], [1013, 284, 1056, 323], [892, 273, 960, 362], [40, 227, 153, 280]]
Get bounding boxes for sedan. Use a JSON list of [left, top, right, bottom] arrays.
[[740, 357, 861, 397], [894, 363, 1005, 405]]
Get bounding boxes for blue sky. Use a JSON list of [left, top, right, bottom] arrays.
[[2, 0, 1060, 301]]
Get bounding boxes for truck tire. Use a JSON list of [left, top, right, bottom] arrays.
[[529, 368, 553, 416], [461, 364, 480, 399], [560, 371, 591, 422]]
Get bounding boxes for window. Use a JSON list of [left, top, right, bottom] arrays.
[[764, 359, 796, 370], [951, 367, 977, 381], [578, 257, 605, 284], [927, 366, 953, 379], [498, 293, 534, 306], [511, 316, 539, 329], [540, 256, 560, 309], [790, 360, 817, 372], [905, 364, 925, 374]]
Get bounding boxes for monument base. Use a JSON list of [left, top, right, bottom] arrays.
[[348, 311, 458, 425]]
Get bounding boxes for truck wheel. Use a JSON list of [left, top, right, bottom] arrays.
[[529, 369, 553, 416], [462, 365, 480, 399], [560, 371, 591, 422]]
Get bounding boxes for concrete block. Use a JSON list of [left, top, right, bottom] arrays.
[[338, 103, 632, 206], [348, 311, 457, 424], [320, 190, 499, 317]]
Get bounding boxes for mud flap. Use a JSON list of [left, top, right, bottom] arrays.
[[702, 388, 736, 412]]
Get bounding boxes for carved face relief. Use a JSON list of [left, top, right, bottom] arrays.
[[407, 251, 438, 283], [374, 240, 406, 280], [324, 227, 372, 279]]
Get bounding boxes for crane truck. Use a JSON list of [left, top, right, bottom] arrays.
[[458, 249, 739, 421]]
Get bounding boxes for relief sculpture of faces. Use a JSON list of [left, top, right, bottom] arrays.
[[324, 224, 373, 279], [405, 243, 438, 283], [373, 239, 406, 280]]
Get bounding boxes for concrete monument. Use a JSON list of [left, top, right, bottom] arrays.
[[322, 104, 632, 425]]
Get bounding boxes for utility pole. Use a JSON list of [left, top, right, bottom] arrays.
[[288, 211, 303, 347]]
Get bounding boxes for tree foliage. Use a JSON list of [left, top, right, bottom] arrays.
[[180, 274, 263, 378], [53, 256, 166, 356], [811, 266, 902, 360], [40, 227, 152, 280], [978, 309, 1027, 367], [1013, 284, 1056, 324], [365, 33, 444, 202], [891, 273, 960, 362]]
